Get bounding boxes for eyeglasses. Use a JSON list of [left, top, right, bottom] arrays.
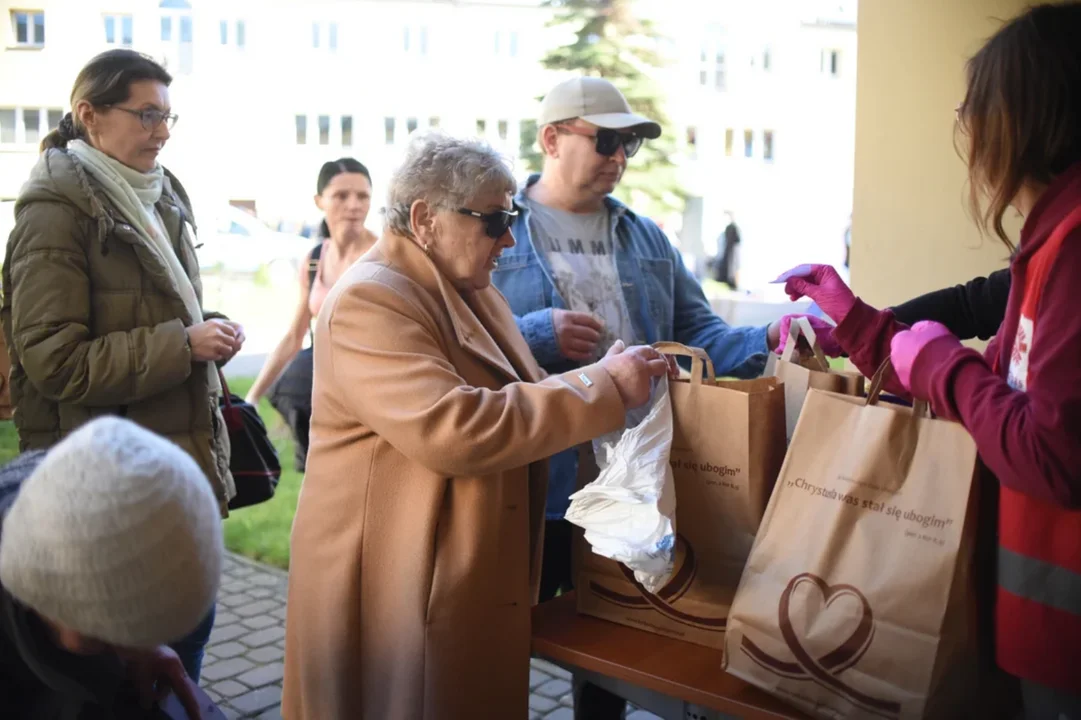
[[457, 207, 518, 239], [109, 106, 178, 131], [556, 124, 643, 158]]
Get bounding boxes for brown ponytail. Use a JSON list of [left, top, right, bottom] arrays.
[[39, 113, 80, 152]]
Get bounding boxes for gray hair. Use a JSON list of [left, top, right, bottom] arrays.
[[384, 132, 517, 237]]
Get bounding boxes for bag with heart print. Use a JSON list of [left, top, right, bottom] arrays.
[[722, 359, 981, 719]]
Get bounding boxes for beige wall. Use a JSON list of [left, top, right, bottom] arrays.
[[850, 0, 1037, 308]]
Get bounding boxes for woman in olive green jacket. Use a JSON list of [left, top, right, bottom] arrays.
[[1, 49, 244, 682], [1, 50, 242, 515]]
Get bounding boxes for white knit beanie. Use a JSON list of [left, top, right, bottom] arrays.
[[0, 417, 223, 649]]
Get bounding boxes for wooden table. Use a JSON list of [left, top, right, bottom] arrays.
[[531, 592, 811, 720]]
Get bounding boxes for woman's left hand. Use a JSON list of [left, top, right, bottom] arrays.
[[890, 321, 961, 392], [221, 321, 246, 362], [117, 644, 202, 719]]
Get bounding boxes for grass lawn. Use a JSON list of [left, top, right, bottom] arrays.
[[0, 378, 300, 570]]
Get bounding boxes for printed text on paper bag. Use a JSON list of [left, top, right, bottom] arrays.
[[670, 457, 741, 490], [789, 477, 955, 546]]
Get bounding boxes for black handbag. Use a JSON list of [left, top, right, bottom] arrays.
[[218, 371, 281, 510]]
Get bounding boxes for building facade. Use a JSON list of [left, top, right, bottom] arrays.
[[1, 0, 558, 234], [1, 0, 857, 291], [650, 0, 858, 289]]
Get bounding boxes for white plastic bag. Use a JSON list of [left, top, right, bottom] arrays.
[[565, 376, 676, 593]]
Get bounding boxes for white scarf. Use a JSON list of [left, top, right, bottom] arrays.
[[68, 140, 219, 393]]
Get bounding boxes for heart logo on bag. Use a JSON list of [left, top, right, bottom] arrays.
[[588, 534, 728, 631], [740, 573, 901, 719]]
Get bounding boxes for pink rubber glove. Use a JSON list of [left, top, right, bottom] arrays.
[[776, 264, 858, 326], [774, 314, 844, 357], [890, 321, 960, 391]]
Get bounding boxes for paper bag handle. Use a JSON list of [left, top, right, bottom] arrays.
[[652, 342, 716, 385], [866, 357, 930, 418], [779, 316, 830, 371]]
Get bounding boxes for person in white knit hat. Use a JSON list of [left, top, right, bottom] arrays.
[[0, 416, 223, 720]]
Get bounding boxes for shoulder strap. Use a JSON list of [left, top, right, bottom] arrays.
[[307, 241, 324, 299]]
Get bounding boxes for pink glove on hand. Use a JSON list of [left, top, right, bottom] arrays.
[[775, 314, 844, 357], [777, 264, 858, 326], [890, 321, 960, 391]]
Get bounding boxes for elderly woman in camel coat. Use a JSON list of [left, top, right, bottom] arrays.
[[281, 133, 672, 720]]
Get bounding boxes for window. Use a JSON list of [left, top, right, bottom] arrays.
[[419, 26, 427, 55], [763, 47, 772, 71], [328, 23, 337, 51], [0, 109, 15, 144], [180, 16, 192, 42], [429, 116, 440, 128], [295, 115, 307, 145], [494, 31, 500, 54], [22, 108, 40, 145], [219, 20, 228, 44], [161, 16, 172, 41], [763, 130, 774, 161], [822, 49, 840, 77], [236, 20, 245, 48], [318, 115, 330, 145], [341, 115, 352, 147], [724, 128, 734, 157], [686, 126, 697, 148], [402, 26, 410, 53], [476, 119, 486, 136], [743, 129, 754, 158], [11, 11, 45, 46], [104, 14, 133, 46], [47, 109, 62, 131], [714, 50, 726, 91], [509, 31, 518, 57], [699, 70, 708, 86], [384, 117, 395, 145], [312, 22, 320, 48], [498, 120, 508, 141], [407, 117, 418, 134]]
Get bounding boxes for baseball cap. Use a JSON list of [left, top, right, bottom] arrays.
[[538, 76, 662, 139]]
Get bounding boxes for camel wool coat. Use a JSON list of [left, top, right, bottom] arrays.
[[281, 232, 627, 719]]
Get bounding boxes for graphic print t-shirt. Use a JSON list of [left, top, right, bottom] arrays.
[[524, 198, 638, 359]]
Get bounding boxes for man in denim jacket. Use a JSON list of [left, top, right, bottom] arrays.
[[492, 76, 782, 717]]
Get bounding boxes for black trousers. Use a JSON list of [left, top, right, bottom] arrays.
[[540, 519, 627, 720]]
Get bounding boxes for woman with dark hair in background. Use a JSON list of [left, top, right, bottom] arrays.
[[244, 159, 376, 470], [0, 48, 243, 682]]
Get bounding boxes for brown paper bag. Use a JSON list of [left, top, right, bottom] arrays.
[[772, 317, 864, 442], [722, 361, 980, 719], [576, 342, 787, 648]]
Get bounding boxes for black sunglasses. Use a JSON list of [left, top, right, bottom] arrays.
[[457, 207, 518, 239], [557, 124, 643, 158]]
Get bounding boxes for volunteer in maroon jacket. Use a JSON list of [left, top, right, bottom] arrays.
[[779, 4, 1081, 717]]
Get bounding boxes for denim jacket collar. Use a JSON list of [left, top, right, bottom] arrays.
[[514, 173, 636, 223]]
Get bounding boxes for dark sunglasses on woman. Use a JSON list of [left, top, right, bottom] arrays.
[[457, 207, 519, 239], [556, 124, 644, 158]]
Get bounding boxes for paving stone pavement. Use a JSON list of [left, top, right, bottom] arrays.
[[206, 553, 664, 720]]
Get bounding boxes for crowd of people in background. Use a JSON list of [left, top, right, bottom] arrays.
[[0, 2, 1079, 718]]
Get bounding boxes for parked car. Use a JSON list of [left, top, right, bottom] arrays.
[[196, 207, 307, 280]]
